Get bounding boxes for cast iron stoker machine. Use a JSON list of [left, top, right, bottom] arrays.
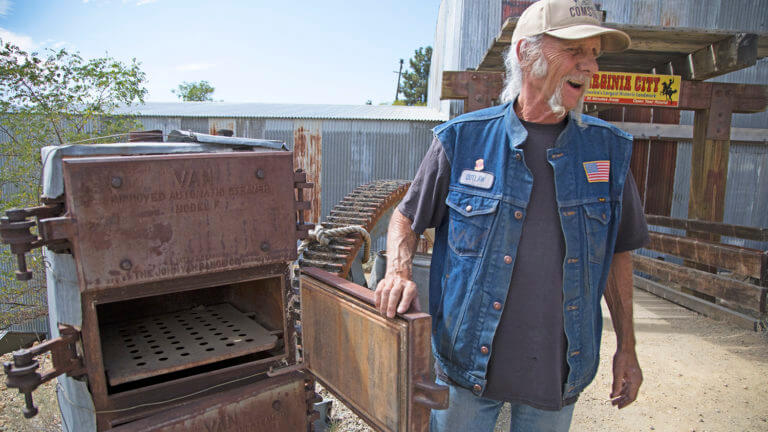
[[1, 135, 447, 431]]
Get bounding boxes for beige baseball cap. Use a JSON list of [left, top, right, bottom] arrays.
[[512, 0, 630, 52]]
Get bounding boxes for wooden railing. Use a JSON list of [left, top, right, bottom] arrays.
[[633, 215, 768, 331]]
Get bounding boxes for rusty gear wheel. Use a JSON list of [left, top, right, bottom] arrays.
[[298, 180, 410, 281]]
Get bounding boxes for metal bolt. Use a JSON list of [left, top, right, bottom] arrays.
[[261, 242, 270, 252], [111, 176, 123, 188], [272, 400, 281, 411], [255, 169, 265, 179], [120, 259, 132, 271]]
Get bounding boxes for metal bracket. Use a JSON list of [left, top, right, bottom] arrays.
[[294, 169, 314, 240], [0, 202, 70, 280], [267, 361, 306, 378], [3, 324, 85, 418]]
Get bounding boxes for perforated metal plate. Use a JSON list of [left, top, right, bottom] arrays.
[[101, 303, 277, 386]]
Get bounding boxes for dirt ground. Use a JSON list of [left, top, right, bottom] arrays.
[[2, 288, 767, 431]]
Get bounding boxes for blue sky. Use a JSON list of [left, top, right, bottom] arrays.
[[0, 0, 440, 104]]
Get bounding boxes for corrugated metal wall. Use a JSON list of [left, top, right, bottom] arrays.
[[428, 0, 502, 116], [137, 116, 440, 252]]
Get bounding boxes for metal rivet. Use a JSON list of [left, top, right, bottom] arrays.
[[261, 242, 270, 252], [515, 153, 522, 161], [465, 205, 473, 212], [255, 169, 265, 179], [111, 176, 123, 188], [504, 255, 513, 264], [514, 211, 523, 220], [493, 301, 502, 311], [480, 346, 489, 355], [120, 259, 132, 271], [473, 384, 482, 392], [272, 400, 281, 411]]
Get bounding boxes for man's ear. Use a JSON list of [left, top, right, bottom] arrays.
[[515, 40, 525, 62]]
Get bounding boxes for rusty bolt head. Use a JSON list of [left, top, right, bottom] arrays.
[[272, 400, 281, 411], [111, 176, 123, 188], [260, 242, 270, 252], [255, 169, 265, 179], [119, 259, 132, 271]]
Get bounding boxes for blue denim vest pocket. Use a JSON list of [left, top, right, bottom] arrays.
[[582, 202, 611, 264], [445, 190, 499, 257]]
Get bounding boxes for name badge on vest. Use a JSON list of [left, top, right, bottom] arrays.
[[459, 170, 494, 189]]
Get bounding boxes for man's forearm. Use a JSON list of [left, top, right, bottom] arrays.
[[604, 251, 635, 350], [385, 209, 419, 278]]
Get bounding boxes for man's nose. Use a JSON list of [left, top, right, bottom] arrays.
[[578, 55, 599, 74]]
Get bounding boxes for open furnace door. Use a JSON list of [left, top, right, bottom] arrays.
[[300, 267, 448, 432]]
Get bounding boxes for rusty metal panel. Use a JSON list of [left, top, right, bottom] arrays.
[[301, 268, 446, 432], [208, 118, 236, 136], [61, 152, 298, 291], [109, 372, 313, 432], [293, 120, 322, 224]]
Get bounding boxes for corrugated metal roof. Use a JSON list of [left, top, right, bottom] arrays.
[[115, 102, 448, 122]]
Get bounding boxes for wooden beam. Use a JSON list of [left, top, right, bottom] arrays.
[[440, 71, 505, 113], [632, 254, 766, 313], [608, 123, 768, 143], [665, 33, 758, 81], [645, 215, 768, 242], [647, 232, 764, 279], [677, 81, 768, 114], [634, 276, 764, 331]]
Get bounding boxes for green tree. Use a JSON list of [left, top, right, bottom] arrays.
[[400, 46, 432, 106], [172, 80, 215, 102], [0, 40, 147, 328]]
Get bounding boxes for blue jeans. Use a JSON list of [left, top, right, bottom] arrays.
[[430, 377, 575, 432]]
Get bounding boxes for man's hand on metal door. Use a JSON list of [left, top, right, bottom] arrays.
[[375, 274, 420, 318]]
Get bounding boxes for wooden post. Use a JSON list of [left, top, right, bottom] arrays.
[[688, 84, 735, 228]]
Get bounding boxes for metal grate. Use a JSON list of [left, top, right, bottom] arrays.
[[101, 303, 278, 386]]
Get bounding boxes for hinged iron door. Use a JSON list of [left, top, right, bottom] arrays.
[[300, 267, 448, 432]]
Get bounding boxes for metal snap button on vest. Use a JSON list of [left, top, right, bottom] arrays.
[[493, 301, 502, 310], [514, 153, 522, 161], [514, 210, 523, 220], [473, 384, 482, 392], [480, 346, 489, 355], [504, 255, 512, 264], [465, 205, 473, 212]]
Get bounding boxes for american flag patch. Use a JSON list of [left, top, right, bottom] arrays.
[[583, 161, 610, 183]]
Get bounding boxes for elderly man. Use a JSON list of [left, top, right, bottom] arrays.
[[374, 0, 648, 430]]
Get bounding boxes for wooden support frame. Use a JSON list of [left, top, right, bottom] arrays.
[[664, 33, 759, 81], [632, 254, 766, 314], [647, 232, 766, 280], [633, 275, 765, 331], [440, 71, 505, 113], [645, 215, 768, 243]]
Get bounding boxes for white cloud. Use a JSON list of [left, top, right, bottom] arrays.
[[136, 0, 158, 5], [0, 27, 36, 51], [0, 0, 11, 16], [51, 40, 70, 49], [175, 63, 215, 72]]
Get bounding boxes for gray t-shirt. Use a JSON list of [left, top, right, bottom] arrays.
[[398, 120, 649, 410]]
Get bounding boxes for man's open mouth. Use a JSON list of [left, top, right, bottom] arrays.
[[567, 80, 583, 90]]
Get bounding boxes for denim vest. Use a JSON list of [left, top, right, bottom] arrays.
[[429, 102, 632, 400]]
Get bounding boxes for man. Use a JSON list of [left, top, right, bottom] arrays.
[[374, 0, 648, 430]]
